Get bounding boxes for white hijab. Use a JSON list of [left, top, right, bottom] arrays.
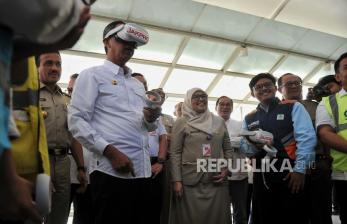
[[182, 88, 216, 135]]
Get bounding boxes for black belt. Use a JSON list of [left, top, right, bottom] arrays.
[[48, 148, 68, 156], [315, 154, 330, 160]]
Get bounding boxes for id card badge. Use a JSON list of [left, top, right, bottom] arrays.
[[202, 144, 212, 157]]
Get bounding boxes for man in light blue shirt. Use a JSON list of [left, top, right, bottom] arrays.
[[68, 21, 160, 224]]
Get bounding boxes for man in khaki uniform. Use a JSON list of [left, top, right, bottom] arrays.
[[36, 52, 85, 224]]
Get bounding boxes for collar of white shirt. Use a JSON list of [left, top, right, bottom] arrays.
[[103, 60, 132, 77], [339, 88, 347, 97]]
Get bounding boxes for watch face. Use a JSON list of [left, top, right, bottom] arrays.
[[157, 158, 166, 164]]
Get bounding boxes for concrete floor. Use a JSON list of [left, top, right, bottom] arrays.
[[67, 209, 342, 224]]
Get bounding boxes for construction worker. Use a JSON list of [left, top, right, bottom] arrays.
[[317, 52, 347, 224]]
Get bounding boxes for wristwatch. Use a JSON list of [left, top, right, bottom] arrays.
[[157, 158, 166, 165]]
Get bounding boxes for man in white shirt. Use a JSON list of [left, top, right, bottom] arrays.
[[68, 21, 160, 224], [216, 96, 248, 224], [316, 52, 347, 224]]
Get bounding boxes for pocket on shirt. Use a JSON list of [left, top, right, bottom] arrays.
[[132, 87, 144, 97], [40, 101, 51, 112], [131, 87, 145, 106], [99, 84, 122, 106], [99, 84, 118, 95]]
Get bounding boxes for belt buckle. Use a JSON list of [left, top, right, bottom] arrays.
[[51, 148, 66, 156], [53, 148, 61, 155]]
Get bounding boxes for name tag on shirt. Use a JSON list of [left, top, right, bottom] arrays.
[[202, 144, 212, 157], [277, 114, 284, 120], [332, 171, 347, 180]]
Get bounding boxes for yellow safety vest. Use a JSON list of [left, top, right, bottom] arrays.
[[323, 92, 347, 172], [11, 57, 50, 181]]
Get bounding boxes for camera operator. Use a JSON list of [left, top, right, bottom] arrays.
[[308, 75, 341, 102]]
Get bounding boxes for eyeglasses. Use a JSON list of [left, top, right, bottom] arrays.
[[253, 82, 274, 91], [192, 94, 208, 101], [281, 81, 302, 88], [218, 102, 232, 108]]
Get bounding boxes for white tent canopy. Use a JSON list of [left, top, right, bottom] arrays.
[[59, 0, 347, 120]]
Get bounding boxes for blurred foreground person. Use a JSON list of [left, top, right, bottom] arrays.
[[0, 1, 90, 222]]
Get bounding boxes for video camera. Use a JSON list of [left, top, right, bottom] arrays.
[[311, 84, 331, 99], [310, 75, 339, 100], [145, 91, 162, 111]]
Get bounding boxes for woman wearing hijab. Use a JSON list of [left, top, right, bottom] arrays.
[[169, 88, 234, 224]]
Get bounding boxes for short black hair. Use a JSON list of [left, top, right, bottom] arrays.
[[35, 51, 60, 67], [131, 73, 144, 78], [317, 74, 340, 86], [151, 88, 165, 96], [70, 73, 79, 79], [215, 96, 233, 108], [249, 73, 276, 91], [334, 52, 347, 74], [103, 20, 125, 53], [277, 73, 302, 87]]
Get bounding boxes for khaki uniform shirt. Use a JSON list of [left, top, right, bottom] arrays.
[[301, 100, 318, 125], [40, 83, 71, 149], [161, 113, 174, 134]]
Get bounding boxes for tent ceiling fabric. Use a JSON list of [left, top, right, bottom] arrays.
[[193, 0, 347, 38], [59, 0, 347, 119]]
